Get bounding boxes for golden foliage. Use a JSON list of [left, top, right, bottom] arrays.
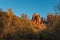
[[0, 10, 60, 40]]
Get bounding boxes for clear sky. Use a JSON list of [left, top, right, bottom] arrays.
[[0, 0, 59, 19]]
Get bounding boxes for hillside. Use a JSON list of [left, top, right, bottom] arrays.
[[0, 9, 60, 40]]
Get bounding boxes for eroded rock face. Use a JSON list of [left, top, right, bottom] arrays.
[[32, 13, 47, 32], [47, 14, 60, 25], [32, 14, 41, 26]]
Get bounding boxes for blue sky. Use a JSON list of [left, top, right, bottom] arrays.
[[0, 0, 59, 19]]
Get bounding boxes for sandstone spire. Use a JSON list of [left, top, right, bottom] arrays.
[[32, 13, 42, 26], [7, 8, 14, 17], [32, 13, 47, 31]]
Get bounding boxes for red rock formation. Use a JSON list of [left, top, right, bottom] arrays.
[[32, 14, 41, 25], [32, 13, 47, 31], [7, 8, 15, 17], [47, 14, 60, 25]]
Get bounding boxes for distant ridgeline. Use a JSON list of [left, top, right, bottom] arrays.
[[0, 8, 60, 40], [0, 8, 60, 32], [0, 8, 47, 33]]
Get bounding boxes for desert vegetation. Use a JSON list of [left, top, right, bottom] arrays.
[[0, 8, 60, 40]]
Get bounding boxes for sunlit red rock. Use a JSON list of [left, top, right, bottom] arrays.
[[32, 14, 41, 26], [32, 13, 47, 32]]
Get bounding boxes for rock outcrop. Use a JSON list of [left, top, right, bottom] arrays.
[[32, 13, 47, 31], [21, 14, 29, 20], [47, 14, 60, 26], [7, 8, 15, 18], [32, 14, 41, 26]]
